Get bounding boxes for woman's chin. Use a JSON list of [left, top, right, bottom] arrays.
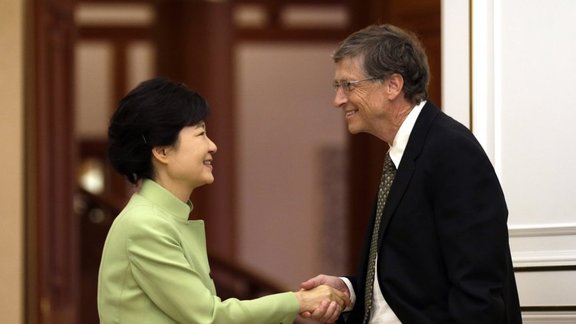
[[191, 177, 214, 191], [203, 176, 215, 186]]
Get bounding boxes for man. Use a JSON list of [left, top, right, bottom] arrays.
[[301, 24, 522, 323]]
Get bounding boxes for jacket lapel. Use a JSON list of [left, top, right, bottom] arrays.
[[377, 102, 441, 244]]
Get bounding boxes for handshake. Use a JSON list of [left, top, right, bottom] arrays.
[[294, 274, 351, 323]]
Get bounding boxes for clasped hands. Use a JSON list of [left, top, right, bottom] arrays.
[[294, 274, 350, 323]]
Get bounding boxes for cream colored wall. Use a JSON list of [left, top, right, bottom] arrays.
[[443, 0, 576, 321], [236, 43, 348, 288], [0, 0, 24, 322]]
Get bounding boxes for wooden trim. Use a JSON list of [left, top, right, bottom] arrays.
[[77, 0, 149, 3], [78, 26, 151, 40], [235, 0, 346, 4], [522, 306, 576, 312], [27, 0, 79, 322], [236, 27, 351, 42], [112, 41, 127, 100], [515, 265, 576, 272], [24, 1, 38, 322]]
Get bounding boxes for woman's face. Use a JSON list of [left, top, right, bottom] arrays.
[[163, 121, 217, 190]]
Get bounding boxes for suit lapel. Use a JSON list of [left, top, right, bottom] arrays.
[[377, 102, 441, 244]]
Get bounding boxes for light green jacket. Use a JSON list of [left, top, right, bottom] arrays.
[[98, 180, 299, 323]]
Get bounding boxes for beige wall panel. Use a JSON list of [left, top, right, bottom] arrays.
[[0, 0, 24, 322], [236, 43, 347, 288]]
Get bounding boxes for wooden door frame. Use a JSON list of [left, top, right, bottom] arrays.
[[25, 0, 79, 322], [155, 0, 237, 258]]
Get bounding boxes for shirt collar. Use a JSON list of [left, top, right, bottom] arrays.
[[137, 179, 193, 221], [389, 100, 426, 167]]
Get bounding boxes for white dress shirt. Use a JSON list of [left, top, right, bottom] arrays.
[[342, 100, 425, 324]]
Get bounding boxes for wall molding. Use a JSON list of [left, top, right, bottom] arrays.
[[513, 250, 576, 268], [509, 223, 576, 268], [509, 223, 576, 237], [522, 311, 576, 323]]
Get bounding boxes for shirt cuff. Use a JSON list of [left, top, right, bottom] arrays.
[[340, 277, 356, 312]]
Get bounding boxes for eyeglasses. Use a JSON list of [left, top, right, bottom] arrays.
[[332, 77, 380, 92]]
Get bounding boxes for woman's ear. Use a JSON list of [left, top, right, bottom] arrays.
[[152, 146, 169, 163]]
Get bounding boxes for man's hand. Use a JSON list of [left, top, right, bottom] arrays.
[[299, 275, 351, 323]]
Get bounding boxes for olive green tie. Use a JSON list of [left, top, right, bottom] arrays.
[[363, 153, 396, 323]]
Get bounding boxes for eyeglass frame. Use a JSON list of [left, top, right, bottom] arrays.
[[332, 77, 381, 92]]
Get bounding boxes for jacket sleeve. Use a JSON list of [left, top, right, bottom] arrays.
[[431, 129, 510, 323], [126, 212, 299, 324]]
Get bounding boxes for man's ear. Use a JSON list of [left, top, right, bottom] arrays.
[[152, 146, 169, 163], [386, 73, 404, 100]]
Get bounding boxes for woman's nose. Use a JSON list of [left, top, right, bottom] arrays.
[[208, 137, 217, 153]]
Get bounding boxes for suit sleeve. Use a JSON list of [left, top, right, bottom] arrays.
[[126, 212, 299, 324], [431, 131, 510, 323]]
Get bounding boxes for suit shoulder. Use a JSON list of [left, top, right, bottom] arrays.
[[428, 112, 483, 150], [111, 196, 175, 236]]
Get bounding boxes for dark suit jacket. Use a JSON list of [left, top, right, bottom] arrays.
[[343, 102, 522, 323]]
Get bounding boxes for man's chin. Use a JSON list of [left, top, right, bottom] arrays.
[[347, 125, 361, 134]]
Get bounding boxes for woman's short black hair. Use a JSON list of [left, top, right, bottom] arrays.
[[108, 77, 209, 184]]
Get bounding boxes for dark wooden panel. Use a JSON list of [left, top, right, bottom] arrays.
[[522, 306, 576, 311], [236, 27, 351, 42], [26, 0, 79, 322], [345, 0, 442, 272], [155, 0, 237, 259], [515, 265, 576, 272], [236, 0, 346, 4], [78, 26, 151, 40]]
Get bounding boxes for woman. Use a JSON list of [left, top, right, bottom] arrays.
[[98, 77, 348, 323]]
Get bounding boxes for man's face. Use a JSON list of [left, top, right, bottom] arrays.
[[332, 57, 385, 136]]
